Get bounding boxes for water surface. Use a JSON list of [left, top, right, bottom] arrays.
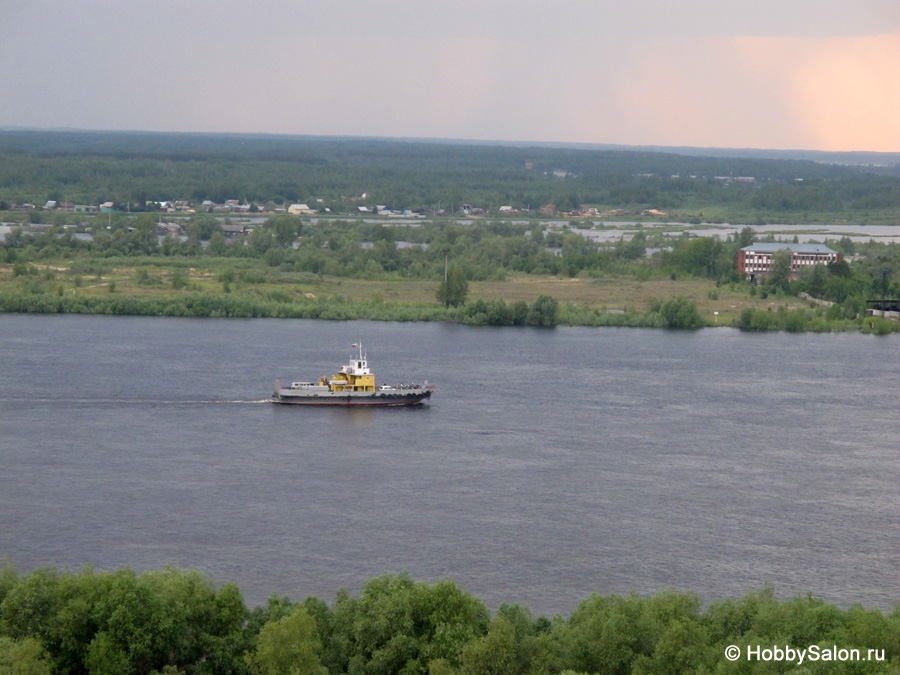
[[0, 315, 897, 614]]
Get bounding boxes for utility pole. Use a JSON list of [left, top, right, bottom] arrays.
[[443, 248, 449, 282]]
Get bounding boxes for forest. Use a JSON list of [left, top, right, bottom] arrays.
[[1, 564, 898, 675], [1, 131, 900, 223]]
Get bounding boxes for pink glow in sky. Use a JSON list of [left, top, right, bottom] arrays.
[[1, 0, 898, 151]]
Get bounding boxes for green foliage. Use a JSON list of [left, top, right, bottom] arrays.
[[319, 573, 489, 675], [436, 264, 469, 307], [861, 317, 897, 335], [457, 616, 516, 675], [659, 297, 705, 329], [187, 214, 224, 241], [462, 295, 560, 327], [527, 294, 559, 327], [0, 636, 52, 675], [664, 237, 729, 278], [766, 250, 792, 292], [208, 231, 228, 256], [0, 566, 249, 675], [735, 306, 853, 333], [2, 131, 898, 219], [245, 606, 327, 675], [1, 567, 899, 675], [171, 269, 187, 289], [3, 191, 899, 333], [267, 215, 302, 247]]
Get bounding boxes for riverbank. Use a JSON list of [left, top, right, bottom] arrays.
[[3, 257, 897, 331], [0, 282, 898, 334]]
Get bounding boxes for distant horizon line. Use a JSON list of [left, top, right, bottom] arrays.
[[2, 125, 899, 161]]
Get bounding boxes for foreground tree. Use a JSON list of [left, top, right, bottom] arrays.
[[0, 636, 52, 675], [245, 606, 327, 675], [2, 566, 900, 674]]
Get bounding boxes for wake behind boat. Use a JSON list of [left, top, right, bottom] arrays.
[[271, 343, 434, 407]]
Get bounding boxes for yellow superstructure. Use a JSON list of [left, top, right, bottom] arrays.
[[323, 347, 376, 392], [326, 371, 375, 392]]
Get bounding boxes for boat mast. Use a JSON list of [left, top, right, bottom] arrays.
[[353, 341, 365, 361]]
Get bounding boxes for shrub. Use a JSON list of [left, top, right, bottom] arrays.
[[527, 295, 559, 327], [660, 297, 705, 329]]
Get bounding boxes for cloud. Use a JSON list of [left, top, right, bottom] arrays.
[[608, 32, 900, 150], [782, 33, 900, 151], [730, 32, 900, 151]]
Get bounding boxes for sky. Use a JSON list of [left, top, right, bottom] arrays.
[[1, 0, 899, 152]]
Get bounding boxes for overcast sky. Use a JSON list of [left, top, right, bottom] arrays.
[[1, 0, 898, 151]]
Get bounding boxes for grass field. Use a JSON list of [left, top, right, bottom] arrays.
[[1, 261, 809, 325]]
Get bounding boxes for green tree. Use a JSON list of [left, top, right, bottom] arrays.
[[437, 264, 469, 307], [249, 227, 275, 255], [660, 297, 705, 329], [269, 216, 302, 247], [0, 637, 52, 675], [737, 227, 755, 248], [132, 214, 158, 254], [171, 269, 187, 289], [328, 573, 489, 674], [245, 606, 327, 675], [827, 258, 852, 278], [803, 263, 828, 298], [458, 616, 515, 675], [187, 214, 223, 241], [527, 295, 558, 327], [767, 250, 792, 292], [208, 231, 228, 256]]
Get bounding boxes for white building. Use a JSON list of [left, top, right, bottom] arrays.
[[738, 243, 840, 280]]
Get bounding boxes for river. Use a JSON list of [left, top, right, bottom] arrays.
[[0, 315, 897, 615]]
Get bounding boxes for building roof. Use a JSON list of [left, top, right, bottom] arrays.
[[741, 243, 836, 254]]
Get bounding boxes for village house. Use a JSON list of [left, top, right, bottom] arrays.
[[221, 223, 245, 237], [287, 203, 315, 215], [157, 221, 183, 237]]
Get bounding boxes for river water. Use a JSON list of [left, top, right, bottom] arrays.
[[0, 315, 897, 615]]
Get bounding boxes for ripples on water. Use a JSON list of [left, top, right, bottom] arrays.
[[0, 315, 897, 615]]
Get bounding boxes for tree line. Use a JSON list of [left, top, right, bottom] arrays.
[[1, 565, 898, 674], [4, 213, 897, 289], [1, 131, 899, 220]]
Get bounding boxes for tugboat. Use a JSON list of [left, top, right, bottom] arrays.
[[271, 343, 434, 406]]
